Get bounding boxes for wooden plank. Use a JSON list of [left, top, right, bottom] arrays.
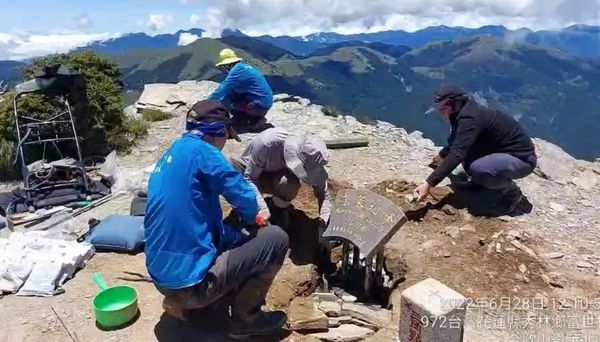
[[324, 137, 369, 150]]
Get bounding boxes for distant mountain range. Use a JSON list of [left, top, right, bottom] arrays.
[[0, 60, 27, 84], [78, 28, 205, 55], [108, 34, 600, 160], [255, 25, 600, 59], [70, 24, 600, 60], [1, 25, 599, 159]]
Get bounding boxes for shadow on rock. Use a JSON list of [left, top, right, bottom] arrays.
[[448, 184, 534, 218], [154, 312, 290, 342], [280, 206, 321, 267]]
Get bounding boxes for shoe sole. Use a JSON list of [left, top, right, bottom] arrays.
[[228, 331, 278, 340], [228, 319, 287, 340]]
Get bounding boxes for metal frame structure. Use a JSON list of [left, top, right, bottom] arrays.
[[13, 67, 91, 211]]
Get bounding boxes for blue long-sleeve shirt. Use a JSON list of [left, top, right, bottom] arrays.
[[144, 132, 258, 289], [208, 62, 273, 110]]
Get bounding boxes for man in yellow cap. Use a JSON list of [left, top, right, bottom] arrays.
[[208, 48, 273, 131]]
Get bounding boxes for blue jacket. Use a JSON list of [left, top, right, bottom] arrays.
[[144, 132, 258, 289], [208, 62, 273, 110]]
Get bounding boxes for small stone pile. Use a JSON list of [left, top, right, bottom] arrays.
[[287, 291, 393, 342]]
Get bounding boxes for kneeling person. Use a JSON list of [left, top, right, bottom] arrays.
[[231, 127, 332, 233], [144, 100, 289, 339], [415, 85, 537, 215]]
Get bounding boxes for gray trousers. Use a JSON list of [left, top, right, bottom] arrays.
[[466, 153, 535, 191], [156, 224, 289, 312], [230, 157, 301, 203]]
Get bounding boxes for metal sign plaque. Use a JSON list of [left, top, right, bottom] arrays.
[[323, 189, 408, 259]]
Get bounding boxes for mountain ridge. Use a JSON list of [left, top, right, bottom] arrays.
[[110, 34, 600, 160]]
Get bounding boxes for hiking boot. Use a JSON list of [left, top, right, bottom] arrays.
[[229, 275, 287, 339], [162, 298, 189, 322], [229, 310, 288, 340], [495, 186, 523, 215]]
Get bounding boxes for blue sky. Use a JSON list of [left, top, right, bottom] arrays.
[[1, 0, 203, 34], [0, 0, 598, 60]]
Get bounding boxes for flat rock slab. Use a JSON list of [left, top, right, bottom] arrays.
[[309, 324, 375, 342], [329, 316, 353, 328], [286, 332, 322, 342], [543, 252, 565, 259], [341, 303, 392, 329], [267, 263, 320, 310], [364, 328, 397, 342], [319, 300, 343, 317], [289, 297, 329, 332]]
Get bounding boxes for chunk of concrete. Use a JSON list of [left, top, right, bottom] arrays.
[[309, 324, 375, 342], [399, 278, 466, 342], [289, 297, 329, 332]]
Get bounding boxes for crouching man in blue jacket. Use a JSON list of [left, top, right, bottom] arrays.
[[144, 100, 289, 339]]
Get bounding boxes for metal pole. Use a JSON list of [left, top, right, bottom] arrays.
[[13, 95, 33, 210], [375, 250, 385, 290], [353, 245, 360, 269], [65, 100, 83, 161], [341, 242, 350, 274], [364, 257, 373, 297]]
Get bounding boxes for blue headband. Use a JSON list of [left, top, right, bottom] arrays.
[[186, 120, 227, 137]]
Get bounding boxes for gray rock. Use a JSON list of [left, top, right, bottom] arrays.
[[311, 292, 340, 302], [328, 316, 353, 328], [550, 202, 566, 212], [460, 224, 476, 232], [288, 298, 329, 332], [340, 303, 392, 329], [572, 169, 600, 189], [309, 324, 375, 342], [319, 301, 343, 317], [576, 261, 595, 269], [444, 226, 460, 239], [511, 240, 537, 258], [519, 264, 528, 273], [123, 105, 141, 119], [542, 252, 565, 259], [166, 80, 218, 106], [533, 138, 576, 184]]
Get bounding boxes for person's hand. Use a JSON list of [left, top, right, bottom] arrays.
[[433, 154, 444, 166], [255, 209, 270, 228], [415, 182, 433, 203]]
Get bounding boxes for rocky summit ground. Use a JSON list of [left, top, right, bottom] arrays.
[[1, 80, 600, 342]]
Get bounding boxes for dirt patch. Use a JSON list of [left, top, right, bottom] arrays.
[[369, 180, 557, 311]]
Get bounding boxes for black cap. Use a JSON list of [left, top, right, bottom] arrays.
[[425, 84, 468, 116], [434, 84, 467, 103], [187, 100, 240, 142]]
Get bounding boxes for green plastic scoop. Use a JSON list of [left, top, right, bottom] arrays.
[[92, 273, 139, 329]]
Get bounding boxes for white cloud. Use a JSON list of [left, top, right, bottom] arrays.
[[147, 14, 174, 32], [198, 0, 600, 37], [0, 31, 117, 60], [178, 32, 200, 46], [75, 13, 93, 30], [190, 14, 201, 26]]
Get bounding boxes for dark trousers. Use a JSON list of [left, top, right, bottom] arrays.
[[156, 224, 289, 313], [230, 93, 270, 120], [466, 153, 535, 191]]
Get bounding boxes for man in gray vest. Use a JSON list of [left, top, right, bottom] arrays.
[[231, 127, 332, 236]]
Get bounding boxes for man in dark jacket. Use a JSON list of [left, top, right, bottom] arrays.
[[415, 85, 537, 215]]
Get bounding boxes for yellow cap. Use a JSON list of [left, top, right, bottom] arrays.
[[216, 48, 243, 67]]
